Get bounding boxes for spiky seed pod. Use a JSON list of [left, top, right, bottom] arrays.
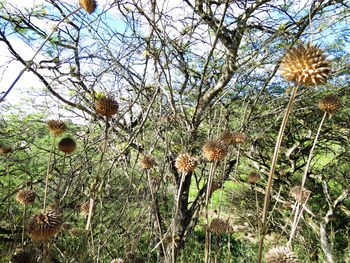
[[111, 259, 124, 263], [11, 249, 33, 263], [0, 145, 12, 154], [289, 186, 312, 202], [279, 43, 331, 87], [125, 252, 136, 260], [233, 132, 248, 144], [28, 210, 62, 240], [210, 181, 221, 192], [95, 96, 119, 117], [80, 201, 95, 214], [328, 214, 336, 221], [248, 172, 261, 183], [209, 218, 231, 234], [47, 120, 67, 135], [16, 190, 36, 204], [202, 140, 228, 161], [58, 137, 76, 154], [61, 222, 72, 230], [318, 95, 341, 115], [69, 227, 81, 237], [134, 257, 145, 263], [266, 246, 299, 263], [79, 0, 97, 14], [175, 153, 198, 172], [220, 131, 236, 145], [140, 155, 155, 169]]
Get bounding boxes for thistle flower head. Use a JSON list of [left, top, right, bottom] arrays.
[[80, 201, 95, 214], [140, 155, 155, 169], [126, 252, 136, 260], [266, 246, 299, 263], [202, 140, 228, 161], [134, 257, 146, 263], [11, 249, 33, 263], [0, 145, 12, 154], [209, 218, 232, 234], [220, 131, 236, 145], [61, 222, 72, 230], [318, 94, 341, 115], [16, 190, 36, 204], [79, 0, 97, 14], [289, 186, 311, 202], [233, 132, 248, 144], [95, 96, 119, 117], [69, 227, 82, 237], [47, 120, 67, 135], [175, 153, 198, 172], [280, 43, 331, 87], [248, 172, 261, 183], [58, 137, 77, 154], [28, 210, 62, 240]]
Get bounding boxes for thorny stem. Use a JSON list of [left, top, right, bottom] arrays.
[[56, 152, 67, 206], [257, 84, 299, 263], [22, 203, 26, 244], [44, 134, 57, 210]]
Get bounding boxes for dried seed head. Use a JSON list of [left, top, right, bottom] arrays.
[[28, 210, 62, 240], [140, 155, 155, 169], [61, 222, 72, 230], [126, 252, 136, 260], [220, 131, 236, 145], [58, 137, 77, 154], [95, 96, 119, 117], [80, 201, 95, 214], [111, 259, 124, 263], [16, 190, 36, 204], [289, 186, 311, 202], [47, 120, 67, 135], [175, 153, 198, 172], [210, 181, 221, 192], [209, 218, 232, 234], [11, 249, 33, 263], [79, 0, 97, 14], [248, 172, 261, 183], [279, 43, 331, 87], [134, 257, 146, 263], [318, 95, 341, 115], [202, 140, 228, 161], [233, 132, 248, 144], [266, 246, 299, 263], [0, 145, 12, 154], [328, 214, 336, 221], [69, 227, 82, 237]]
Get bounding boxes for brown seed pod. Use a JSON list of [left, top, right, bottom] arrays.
[[140, 155, 155, 169], [209, 218, 232, 234], [95, 96, 119, 117], [202, 140, 228, 161], [125, 252, 136, 260], [69, 227, 82, 237], [28, 210, 62, 240], [279, 43, 331, 87], [58, 137, 77, 154], [79, 0, 97, 14], [266, 246, 299, 263], [233, 132, 248, 144], [175, 153, 198, 172], [111, 259, 124, 263], [248, 172, 261, 183], [11, 249, 33, 263], [16, 190, 36, 204], [289, 186, 311, 202], [0, 145, 12, 154], [134, 257, 146, 263], [80, 201, 95, 214], [210, 181, 221, 192], [220, 131, 236, 145], [318, 94, 341, 115], [47, 120, 67, 135], [61, 222, 72, 230]]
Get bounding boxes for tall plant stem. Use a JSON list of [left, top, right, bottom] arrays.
[[205, 161, 217, 263], [85, 118, 109, 231], [288, 111, 327, 246], [44, 134, 57, 210], [56, 152, 67, 206], [257, 84, 299, 263], [0, 7, 82, 104], [22, 203, 26, 244], [5, 154, 13, 233]]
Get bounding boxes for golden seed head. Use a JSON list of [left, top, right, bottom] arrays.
[[11, 249, 33, 263], [279, 43, 331, 87], [140, 155, 155, 169], [175, 153, 198, 172], [266, 246, 299, 263], [111, 259, 124, 263], [248, 172, 261, 183], [318, 94, 341, 115], [0, 145, 12, 154], [209, 218, 232, 234], [61, 222, 72, 230], [126, 252, 136, 260], [16, 190, 36, 204], [134, 257, 146, 263], [289, 186, 311, 202], [202, 140, 228, 161], [80, 201, 95, 214], [69, 227, 82, 237], [58, 137, 77, 154], [95, 96, 119, 117], [28, 210, 62, 240], [79, 0, 97, 14], [220, 131, 236, 145], [47, 120, 67, 135]]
